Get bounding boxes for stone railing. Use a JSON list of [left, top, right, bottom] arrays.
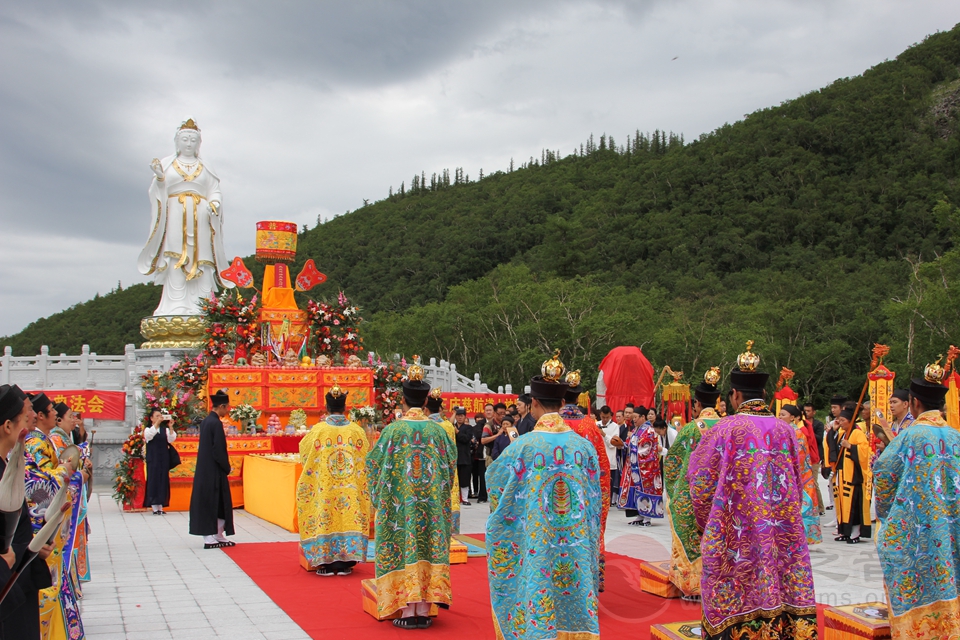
[[0, 343, 194, 485], [422, 357, 514, 395]]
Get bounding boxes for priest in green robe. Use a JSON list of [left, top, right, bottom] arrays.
[[663, 367, 722, 601], [366, 359, 458, 629]]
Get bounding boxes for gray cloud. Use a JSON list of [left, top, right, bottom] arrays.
[[0, 1, 958, 338]]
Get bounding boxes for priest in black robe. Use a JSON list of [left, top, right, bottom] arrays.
[[188, 390, 235, 549]]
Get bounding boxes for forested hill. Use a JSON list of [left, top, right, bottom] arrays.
[[5, 24, 960, 403]]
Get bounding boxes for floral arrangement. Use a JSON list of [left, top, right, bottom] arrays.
[[112, 425, 145, 505], [289, 408, 308, 429], [306, 291, 364, 360], [169, 354, 208, 400], [230, 403, 261, 426], [370, 354, 407, 425], [201, 290, 260, 362], [349, 406, 378, 423]]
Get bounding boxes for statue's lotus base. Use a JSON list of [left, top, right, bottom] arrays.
[[140, 315, 206, 349]]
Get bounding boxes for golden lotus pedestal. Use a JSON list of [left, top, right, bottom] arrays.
[[139, 315, 206, 349]]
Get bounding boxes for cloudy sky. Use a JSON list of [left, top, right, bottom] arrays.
[[0, 1, 957, 341]]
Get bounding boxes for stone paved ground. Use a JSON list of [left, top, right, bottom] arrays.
[[82, 473, 883, 638]]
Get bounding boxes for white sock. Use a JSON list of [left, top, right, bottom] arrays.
[[415, 602, 430, 616], [216, 518, 229, 542], [203, 535, 218, 544], [460, 488, 469, 501], [401, 604, 417, 618], [152, 504, 162, 512], [850, 524, 861, 538]]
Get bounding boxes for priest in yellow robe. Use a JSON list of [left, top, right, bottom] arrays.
[[425, 388, 461, 534], [833, 402, 872, 543], [297, 384, 371, 576]]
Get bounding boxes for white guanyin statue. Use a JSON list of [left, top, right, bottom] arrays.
[[138, 119, 233, 316]]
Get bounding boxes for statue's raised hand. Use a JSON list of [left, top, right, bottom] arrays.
[[150, 158, 163, 178]]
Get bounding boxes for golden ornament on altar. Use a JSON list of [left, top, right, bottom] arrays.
[[407, 355, 425, 382], [737, 340, 760, 372], [328, 383, 344, 399], [565, 369, 581, 387], [925, 356, 946, 384], [704, 366, 721, 386], [542, 349, 565, 383]]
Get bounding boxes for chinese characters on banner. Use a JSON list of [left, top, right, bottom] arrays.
[[25, 389, 125, 420], [440, 393, 518, 416]]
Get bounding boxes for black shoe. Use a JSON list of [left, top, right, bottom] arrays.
[[460, 500, 470, 506], [846, 537, 862, 545], [392, 617, 419, 629], [826, 506, 834, 510], [316, 567, 336, 577], [417, 616, 433, 629]]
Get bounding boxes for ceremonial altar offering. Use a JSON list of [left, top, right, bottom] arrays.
[[165, 435, 304, 511], [651, 621, 704, 640], [823, 602, 891, 640], [361, 579, 439, 621], [243, 454, 302, 532], [207, 366, 374, 426], [639, 560, 681, 599]]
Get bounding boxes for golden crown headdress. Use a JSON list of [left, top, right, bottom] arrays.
[[565, 369, 581, 387], [925, 356, 946, 384], [542, 349, 565, 383], [704, 366, 721, 386], [328, 383, 344, 399], [406, 355, 425, 382], [737, 340, 760, 372], [429, 387, 443, 400], [178, 118, 200, 132]]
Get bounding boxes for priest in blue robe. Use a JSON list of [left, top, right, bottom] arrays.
[[486, 351, 602, 640]]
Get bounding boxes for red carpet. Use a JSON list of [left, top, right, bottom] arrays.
[[224, 542, 828, 638]]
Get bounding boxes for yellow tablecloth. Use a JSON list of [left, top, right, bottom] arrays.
[[242, 455, 303, 532]]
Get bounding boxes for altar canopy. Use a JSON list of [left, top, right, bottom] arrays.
[[597, 346, 655, 412]]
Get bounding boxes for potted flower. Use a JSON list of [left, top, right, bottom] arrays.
[[229, 403, 262, 435]]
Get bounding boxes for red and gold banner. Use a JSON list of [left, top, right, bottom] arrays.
[[868, 364, 896, 425], [773, 385, 799, 415], [439, 393, 518, 416], [26, 389, 125, 420], [206, 366, 374, 425]]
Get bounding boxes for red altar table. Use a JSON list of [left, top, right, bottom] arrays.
[[206, 366, 374, 427], [165, 434, 304, 511]]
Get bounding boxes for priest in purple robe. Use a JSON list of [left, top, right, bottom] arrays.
[[687, 341, 818, 640]]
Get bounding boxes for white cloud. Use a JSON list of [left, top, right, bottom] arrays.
[[0, 0, 958, 337]]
